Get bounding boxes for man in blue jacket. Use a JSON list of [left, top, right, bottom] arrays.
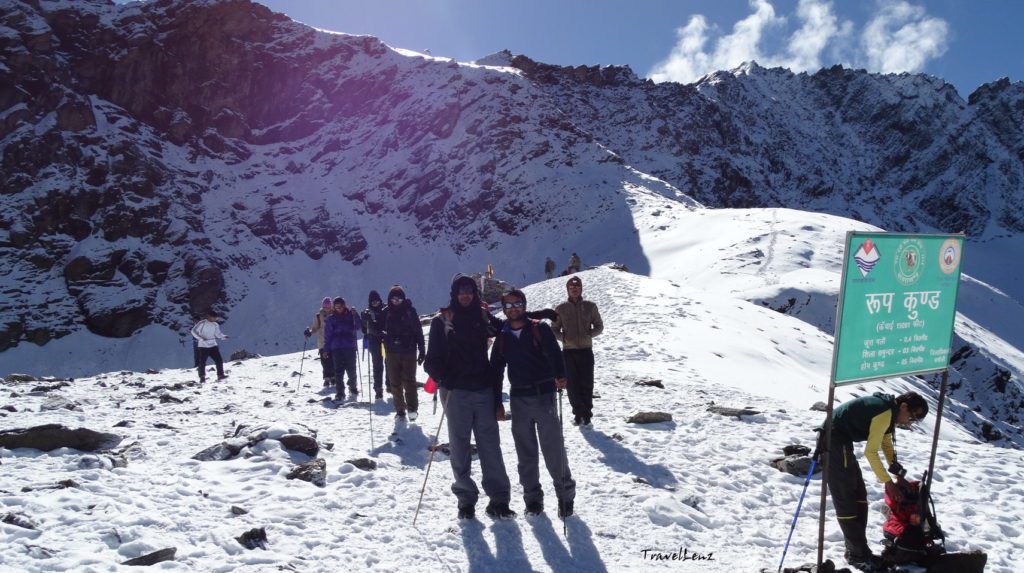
[[490, 288, 576, 519], [324, 297, 363, 401]]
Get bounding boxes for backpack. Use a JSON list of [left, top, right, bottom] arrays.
[[495, 319, 545, 357], [881, 476, 945, 566]]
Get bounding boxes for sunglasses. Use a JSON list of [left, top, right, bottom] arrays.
[[502, 301, 525, 309], [389, 296, 403, 303], [458, 287, 475, 295]]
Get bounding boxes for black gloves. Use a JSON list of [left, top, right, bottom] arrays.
[[303, 328, 312, 338]]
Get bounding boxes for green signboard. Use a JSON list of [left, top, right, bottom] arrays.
[[832, 232, 965, 385]]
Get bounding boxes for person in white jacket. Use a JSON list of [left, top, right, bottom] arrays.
[[191, 310, 229, 382]]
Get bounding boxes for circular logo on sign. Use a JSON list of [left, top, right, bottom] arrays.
[[894, 238, 924, 286], [939, 238, 961, 275]]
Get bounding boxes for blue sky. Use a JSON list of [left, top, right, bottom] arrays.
[[250, 0, 1021, 96]]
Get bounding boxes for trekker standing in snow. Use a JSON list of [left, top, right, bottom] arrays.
[[382, 285, 425, 418], [823, 391, 929, 571], [323, 297, 362, 401], [568, 252, 582, 273], [192, 310, 229, 382], [490, 288, 576, 518], [544, 257, 555, 279], [305, 297, 334, 388], [553, 275, 603, 426], [361, 290, 387, 399], [424, 274, 515, 520]]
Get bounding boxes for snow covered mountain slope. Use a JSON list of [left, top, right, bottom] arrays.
[[2, 0, 1022, 378], [1, 268, 1020, 572]]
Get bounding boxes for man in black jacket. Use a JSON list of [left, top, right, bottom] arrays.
[[490, 288, 576, 518], [382, 285, 425, 419], [361, 290, 387, 400], [424, 274, 514, 520]]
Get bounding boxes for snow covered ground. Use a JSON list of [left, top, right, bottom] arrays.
[[2, 267, 1021, 572]]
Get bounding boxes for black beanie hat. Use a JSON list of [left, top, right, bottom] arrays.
[[332, 296, 346, 307], [369, 290, 382, 304], [450, 274, 478, 300], [388, 285, 406, 302], [567, 276, 582, 287]]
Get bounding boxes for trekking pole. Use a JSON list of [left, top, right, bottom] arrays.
[[295, 337, 309, 394], [413, 390, 451, 526], [558, 388, 567, 538], [778, 456, 818, 573]]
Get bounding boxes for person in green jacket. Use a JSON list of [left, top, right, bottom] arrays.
[[825, 391, 929, 571]]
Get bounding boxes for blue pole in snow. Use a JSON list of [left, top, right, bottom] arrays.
[[778, 457, 817, 573]]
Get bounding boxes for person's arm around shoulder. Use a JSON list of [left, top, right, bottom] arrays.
[[589, 301, 604, 338], [551, 304, 565, 342]]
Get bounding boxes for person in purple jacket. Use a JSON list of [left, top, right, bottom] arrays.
[[323, 297, 363, 401]]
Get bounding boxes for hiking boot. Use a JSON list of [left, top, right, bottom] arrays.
[[334, 392, 345, 401], [457, 505, 475, 520], [583, 417, 592, 426], [375, 390, 384, 400], [408, 411, 419, 422], [485, 502, 516, 519], [557, 499, 574, 519], [572, 416, 582, 426], [322, 379, 331, 388], [348, 385, 358, 395], [395, 411, 406, 420], [217, 375, 228, 381], [524, 501, 544, 516], [845, 550, 885, 572]]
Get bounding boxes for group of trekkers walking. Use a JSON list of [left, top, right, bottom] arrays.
[[305, 273, 603, 521]]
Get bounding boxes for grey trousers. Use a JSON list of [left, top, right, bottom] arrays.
[[510, 392, 576, 505], [440, 387, 511, 507]]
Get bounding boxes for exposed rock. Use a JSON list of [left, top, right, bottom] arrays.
[[113, 420, 133, 427], [192, 442, 244, 462], [626, 412, 673, 424], [230, 505, 249, 516], [707, 406, 762, 417], [810, 402, 829, 412], [345, 458, 377, 471], [22, 479, 79, 492], [278, 433, 319, 457], [40, 395, 80, 411], [236, 527, 268, 550], [145, 369, 160, 374], [783, 444, 811, 457], [633, 379, 664, 389], [771, 455, 820, 477], [286, 458, 326, 486], [30, 381, 70, 392], [122, 547, 177, 566], [0, 424, 122, 451], [1, 405, 16, 412], [230, 349, 260, 361], [5, 373, 41, 382], [2, 512, 38, 530]]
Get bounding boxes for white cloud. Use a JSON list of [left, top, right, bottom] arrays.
[[862, 0, 949, 73], [648, 0, 949, 84]]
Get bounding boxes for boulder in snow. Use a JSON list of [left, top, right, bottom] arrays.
[[0, 424, 122, 451], [230, 349, 260, 361], [345, 458, 377, 471], [286, 458, 326, 486], [810, 402, 829, 412], [707, 405, 761, 417], [122, 547, 176, 566], [771, 455, 820, 477], [40, 395, 80, 411], [278, 433, 319, 457], [783, 444, 811, 457], [236, 527, 267, 550], [2, 512, 38, 530], [627, 412, 673, 424]]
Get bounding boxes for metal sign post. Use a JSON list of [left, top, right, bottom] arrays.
[[816, 232, 964, 567]]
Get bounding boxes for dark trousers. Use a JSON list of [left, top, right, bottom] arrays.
[[440, 387, 511, 506], [367, 336, 384, 392], [510, 391, 576, 505], [828, 442, 871, 558], [197, 346, 224, 380], [319, 349, 333, 381], [386, 352, 418, 414], [331, 348, 357, 395], [563, 348, 595, 419]]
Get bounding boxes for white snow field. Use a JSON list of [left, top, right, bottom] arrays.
[[2, 262, 1022, 572]]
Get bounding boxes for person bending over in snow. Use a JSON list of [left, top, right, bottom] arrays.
[[822, 391, 929, 572]]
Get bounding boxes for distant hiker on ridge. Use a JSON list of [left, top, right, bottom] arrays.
[[361, 290, 386, 399], [305, 297, 334, 388], [544, 257, 555, 279], [821, 391, 929, 571], [424, 274, 515, 520], [323, 297, 362, 401], [568, 252, 581, 273], [552, 275, 603, 426], [192, 310, 229, 382], [382, 285, 425, 418], [490, 288, 576, 518]]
